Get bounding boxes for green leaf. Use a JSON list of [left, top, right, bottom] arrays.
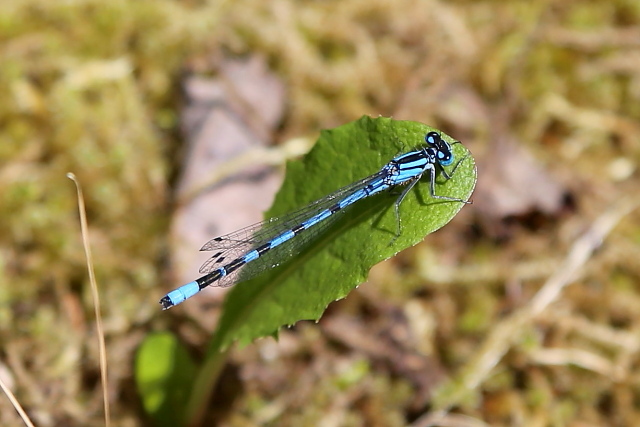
[[184, 116, 477, 425], [135, 332, 198, 427], [209, 116, 476, 351]]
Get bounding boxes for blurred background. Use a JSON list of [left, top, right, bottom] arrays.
[[1, 0, 640, 425]]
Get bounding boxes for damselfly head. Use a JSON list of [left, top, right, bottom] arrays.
[[425, 132, 454, 166]]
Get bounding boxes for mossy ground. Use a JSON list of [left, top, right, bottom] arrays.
[[1, 0, 639, 425]]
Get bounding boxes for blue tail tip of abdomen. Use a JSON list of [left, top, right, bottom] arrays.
[[159, 281, 200, 310]]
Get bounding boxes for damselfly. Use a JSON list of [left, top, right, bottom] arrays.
[[160, 132, 469, 309]]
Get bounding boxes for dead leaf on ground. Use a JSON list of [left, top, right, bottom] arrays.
[[169, 55, 286, 319]]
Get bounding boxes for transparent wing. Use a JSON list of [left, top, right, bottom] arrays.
[[197, 169, 388, 288]]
